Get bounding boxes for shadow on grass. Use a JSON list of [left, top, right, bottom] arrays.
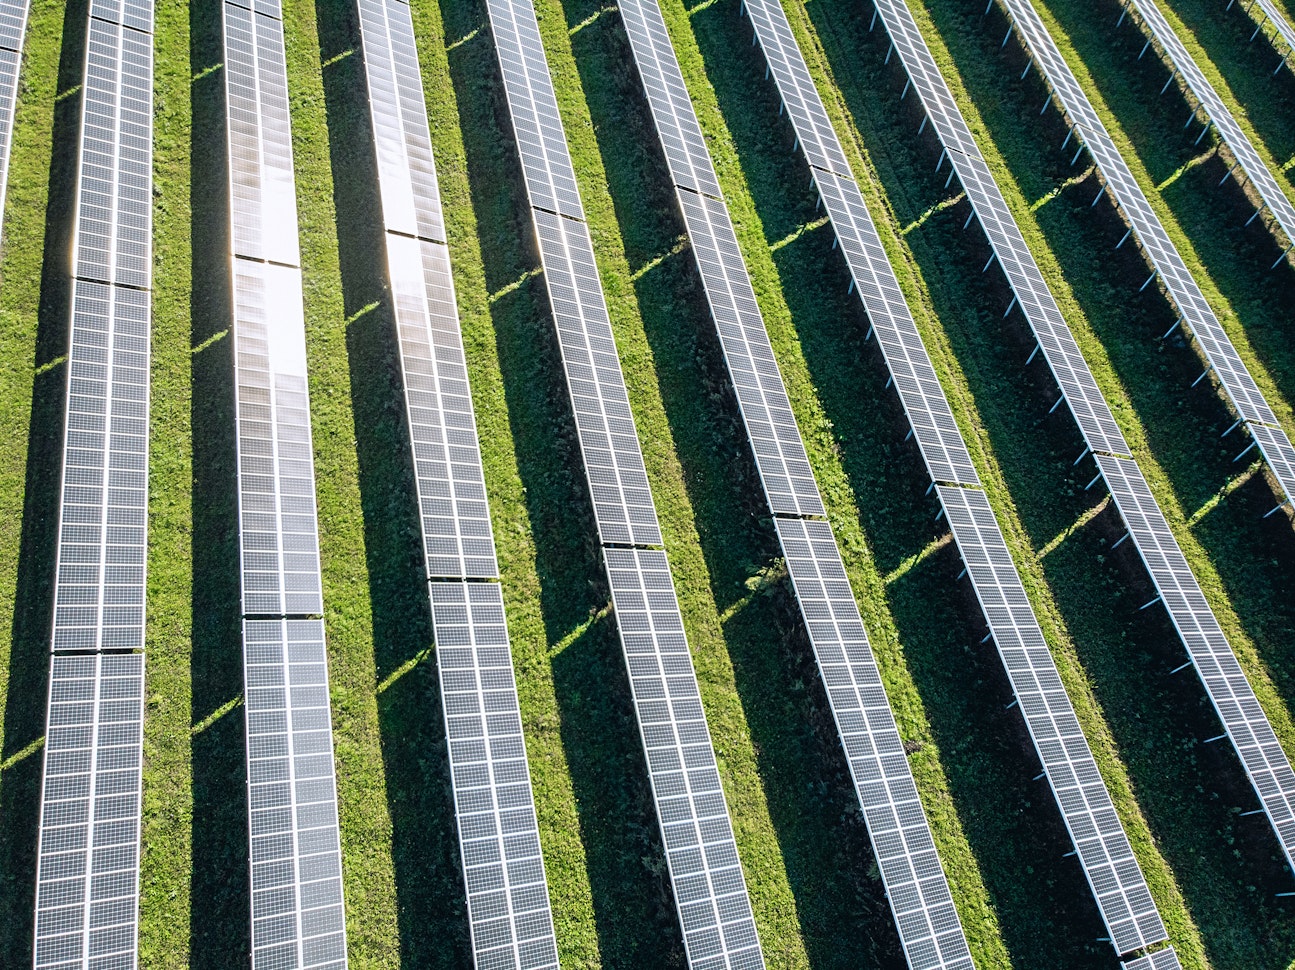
[[187, 2, 250, 966], [796, 0, 1295, 966], [310, 2, 473, 964], [556, 0, 921, 965], [0, 1, 90, 962]]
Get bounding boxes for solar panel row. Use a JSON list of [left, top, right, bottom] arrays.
[[0, 0, 29, 235], [356, 3, 560, 966], [619, 3, 975, 967], [996, 0, 1295, 515], [743, 0, 1175, 958], [223, 2, 349, 967], [484, 2, 764, 966], [989, 0, 1295, 874], [1116, 0, 1295, 250], [1097, 455, 1295, 868], [36, 5, 154, 967], [937, 487, 1166, 954]]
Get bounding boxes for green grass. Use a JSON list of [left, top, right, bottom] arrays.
[[0, 0, 1293, 967]]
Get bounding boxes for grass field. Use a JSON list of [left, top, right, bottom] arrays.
[[0, 0, 1292, 967]]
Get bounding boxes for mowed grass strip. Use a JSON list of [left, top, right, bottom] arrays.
[[137, 0, 195, 965], [788, 0, 1295, 966]]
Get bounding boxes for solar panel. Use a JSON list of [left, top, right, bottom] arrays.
[[429, 581, 559, 970], [738, 0, 851, 178], [775, 519, 974, 970], [675, 188, 825, 516], [243, 618, 347, 970], [33, 653, 144, 970], [604, 547, 764, 970], [227, 0, 283, 20], [617, 0, 724, 198], [484, 0, 585, 220], [232, 259, 324, 618], [0, 0, 27, 52], [995, 0, 1291, 483], [529, 206, 664, 548], [1117, 0, 1295, 248], [89, 0, 153, 33], [937, 485, 1167, 955], [52, 281, 151, 653], [0, 0, 29, 235], [224, 0, 300, 266], [1095, 454, 1295, 871], [0, 47, 20, 219], [357, 0, 446, 243], [386, 234, 499, 580], [1122, 946, 1183, 970], [73, 16, 153, 289], [871, 0, 983, 161]]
